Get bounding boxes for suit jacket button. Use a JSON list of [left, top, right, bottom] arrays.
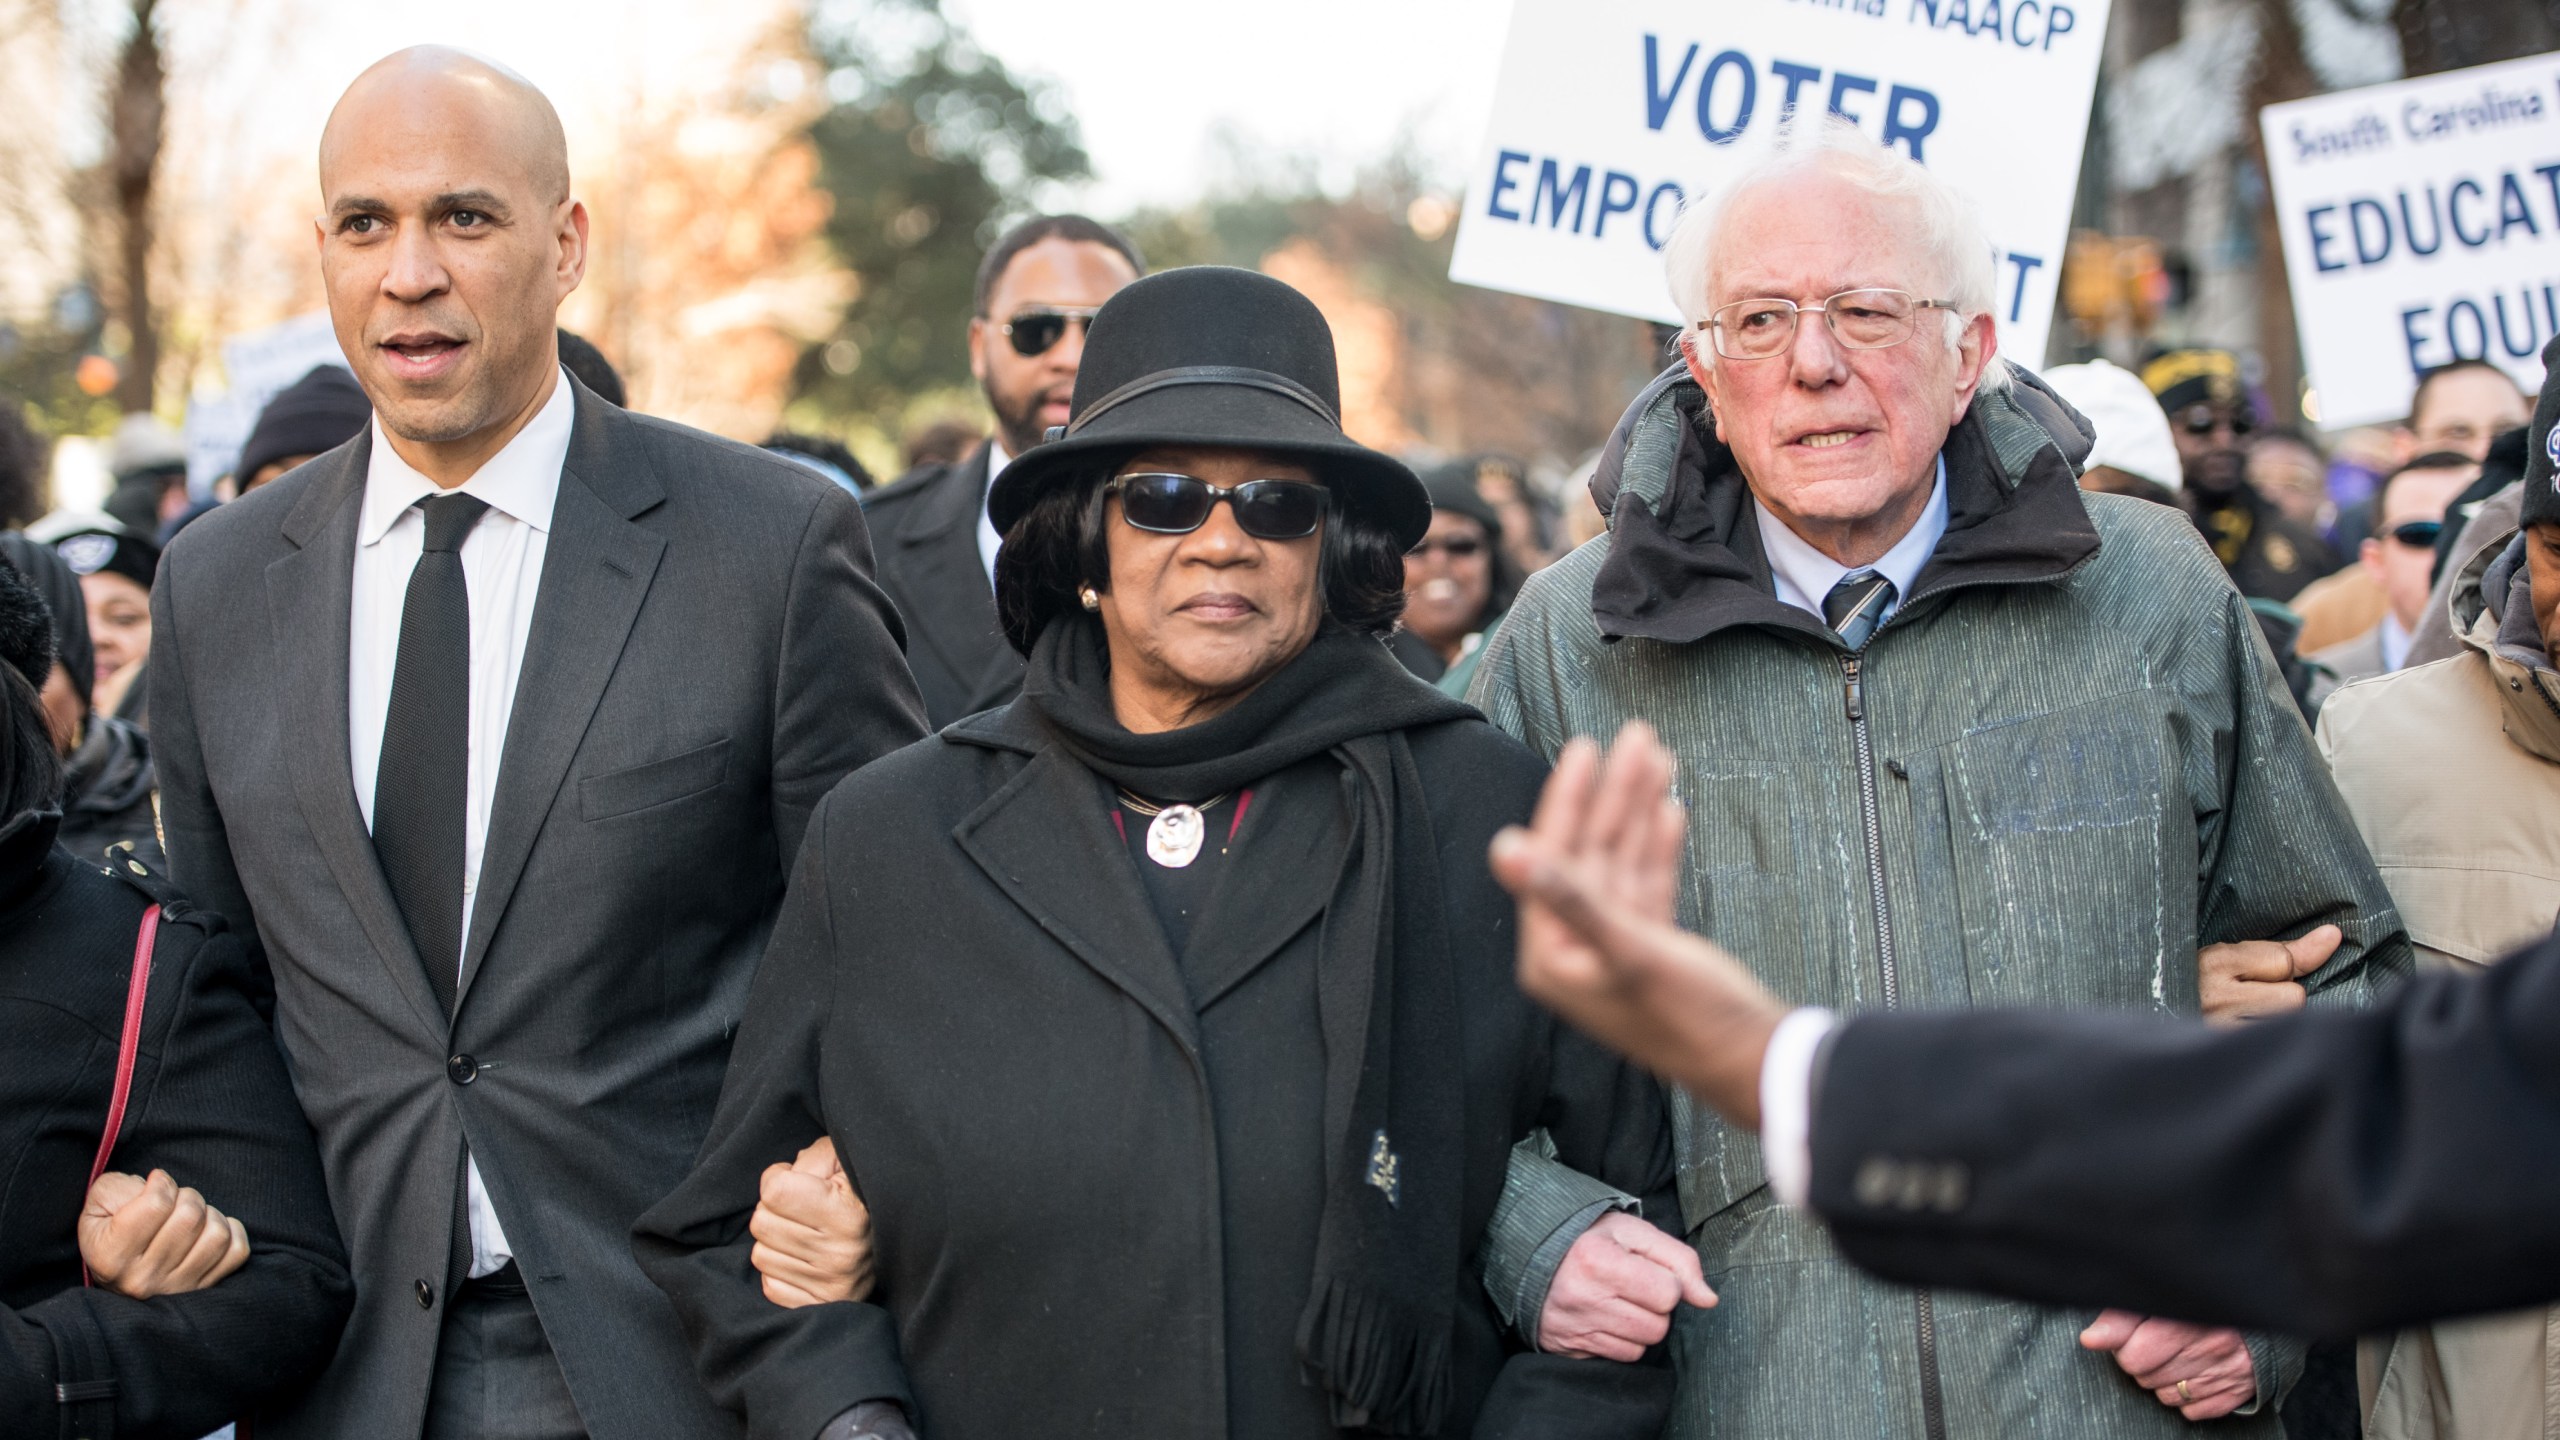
[[447, 1054, 478, 1085], [416, 1279, 436, 1309], [1854, 1157, 1900, 1209]]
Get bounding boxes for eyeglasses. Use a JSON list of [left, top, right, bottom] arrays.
[[1107, 473, 1329, 540], [1409, 536, 1485, 559], [2387, 519, 2444, 548], [1705, 289, 1960, 361], [1000, 307, 1100, 357], [2176, 406, 2257, 440]]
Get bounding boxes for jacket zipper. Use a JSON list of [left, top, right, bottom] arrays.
[[1841, 651, 1949, 1440]]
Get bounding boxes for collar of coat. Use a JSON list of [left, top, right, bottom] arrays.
[[1584, 361, 2102, 647], [2452, 531, 2560, 762]]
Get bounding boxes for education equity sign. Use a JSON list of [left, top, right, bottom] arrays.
[[1447, 0, 2110, 365], [2262, 53, 2560, 428]]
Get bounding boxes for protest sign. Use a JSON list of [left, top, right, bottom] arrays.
[[1447, 0, 2110, 365], [2261, 53, 2560, 428], [182, 311, 350, 495]]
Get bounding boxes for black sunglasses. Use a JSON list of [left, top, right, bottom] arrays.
[[2388, 519, 2444, 548], [2177, 406, 2256, 439], [1001, 307, 1099, 357], [1107, 473, 1329, 540], [1410, 535, 1485, 559]]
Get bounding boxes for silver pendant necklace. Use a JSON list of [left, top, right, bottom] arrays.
[[1118, 789, 1231, 868]]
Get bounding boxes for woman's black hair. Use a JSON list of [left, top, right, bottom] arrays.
[[0, 555, 62, 818], [0, 661, 59, 820], [994, 458, 1410, 655]]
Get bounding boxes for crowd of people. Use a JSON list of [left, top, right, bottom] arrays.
[[0, 41, 2552, 1440]]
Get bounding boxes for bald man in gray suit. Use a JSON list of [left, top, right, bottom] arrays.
[[150, 49, 925, 1440]]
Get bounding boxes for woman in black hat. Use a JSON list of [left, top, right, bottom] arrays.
[[1389, 462, 1529, 688], [638, 268, 1679, 1440]]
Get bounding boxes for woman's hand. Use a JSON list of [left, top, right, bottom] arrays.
[[2199, 927, 2337, 1026], [79, 1169, 251, 1298], [750, 1137, 876, 1307]]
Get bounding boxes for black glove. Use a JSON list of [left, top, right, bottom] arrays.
[[818, 1400, 917, 1440]]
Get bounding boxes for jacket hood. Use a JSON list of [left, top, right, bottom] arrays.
[[2452, 531, 2560, 763], [1584, 359, 2103, 646]]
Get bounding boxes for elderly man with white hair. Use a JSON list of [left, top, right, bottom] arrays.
[[1466, 122, 2409, 1439]]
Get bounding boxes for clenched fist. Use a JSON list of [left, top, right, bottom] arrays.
[[80, 1169, 251, 1299], [751, 1136, 875, 1308]]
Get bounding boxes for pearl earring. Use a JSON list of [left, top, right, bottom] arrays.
[[1078, 586, 1100, 611]]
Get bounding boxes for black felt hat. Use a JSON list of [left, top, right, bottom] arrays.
[[987, 266, 1431, 548], [2523, 337, 2560, 530]]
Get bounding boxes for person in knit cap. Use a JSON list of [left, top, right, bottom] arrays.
[[102, 414, 191, 538], [235, 365, 372, 494], [2141, 348, 2338, 599], [2317, 336, 2560, 1440]]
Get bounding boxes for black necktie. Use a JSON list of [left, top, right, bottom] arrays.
[[373, 493, 489, 1019], [1823, 572, 1897, 653]]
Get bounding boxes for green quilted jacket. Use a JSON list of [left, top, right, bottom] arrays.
[[1468, 367, 2412, 1440]]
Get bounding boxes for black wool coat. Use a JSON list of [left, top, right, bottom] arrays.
[[637, 701, 1677, 1440], [0, 818, 351, 1439]]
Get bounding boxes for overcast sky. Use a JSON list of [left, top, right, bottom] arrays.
[[939, 0, 1510, 214]]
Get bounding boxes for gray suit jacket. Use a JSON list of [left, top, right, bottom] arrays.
[[150, 382, 928, 1440]]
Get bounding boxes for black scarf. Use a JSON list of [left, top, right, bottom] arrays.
[[1021, 616, 1477, 1434]]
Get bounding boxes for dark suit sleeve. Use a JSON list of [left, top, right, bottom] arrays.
[[634, 791, 913, 1440], [148, 545, 255, 939], [0, 921, 352, 1439], [769, 484, 927, 862], [1810, 929, 2560, 1338]]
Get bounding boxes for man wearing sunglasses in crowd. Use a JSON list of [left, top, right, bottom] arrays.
[[2309, 452, 2479, 686], [861, 214, 1145, 726], [2139, 348, 2340, 601]]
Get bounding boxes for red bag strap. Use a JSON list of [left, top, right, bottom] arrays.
[[80, 903, 160, 1291], [89, 904, 160, 1189]]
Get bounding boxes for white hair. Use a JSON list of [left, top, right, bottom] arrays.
[[1663, 116, 2007, 391]]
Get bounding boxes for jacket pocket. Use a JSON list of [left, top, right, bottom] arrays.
[[579, 739, 731, 821], [1938, 692, 2180, 1009]]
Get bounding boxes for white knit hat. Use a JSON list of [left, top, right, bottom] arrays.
[[2043, 359, 2183, 492]]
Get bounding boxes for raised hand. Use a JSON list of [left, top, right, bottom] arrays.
[[1489, 721, 1788, 1126]]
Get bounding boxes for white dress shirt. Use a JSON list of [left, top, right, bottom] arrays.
[[1753, 456, 1949, 626], [349, 367, 572, 1277], [2379, 612, 2414, 674], [975, 440, 1013, 589], [1749, 457, 1947, 1206]]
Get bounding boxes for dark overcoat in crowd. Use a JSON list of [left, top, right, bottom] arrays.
[[859, 443, 1025, 726], [0, 811, 351, 1437], [149, 379, 929, 1440], [635, 701, 1678, 1440]]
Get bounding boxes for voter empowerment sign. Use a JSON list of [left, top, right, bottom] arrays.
[[1448, 0, 2109, 364], [2262, 54, 2560, 427]]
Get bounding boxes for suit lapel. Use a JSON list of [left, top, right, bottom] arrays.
[[900, 448, 1004, 687], [264, 437, 451, 1040], [955, 744, 1201, 1054], [457, 398, 667, 1004]]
